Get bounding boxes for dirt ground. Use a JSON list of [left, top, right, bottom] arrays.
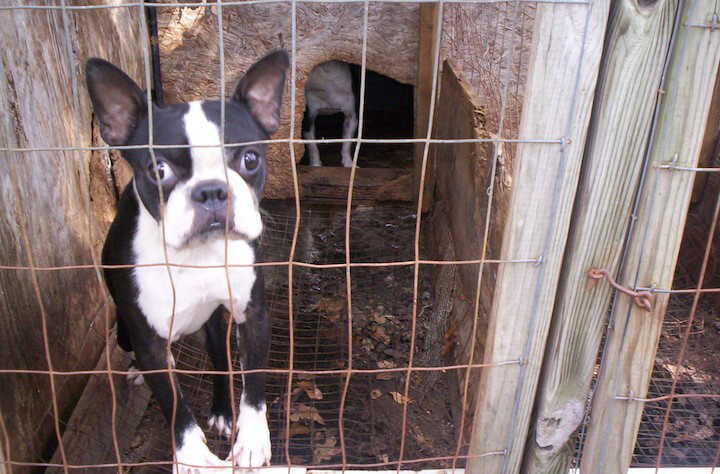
[[126, 202, 457, 472]]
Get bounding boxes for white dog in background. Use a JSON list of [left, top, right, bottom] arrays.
[[303, 61, 358, 167]]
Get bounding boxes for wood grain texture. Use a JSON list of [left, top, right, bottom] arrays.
[[297, 166, 414, 202], [521, 1, 678, 472], [157, 2, 419, 200], [580, 2, 720, 472], [47, 341, 152, 473], [465, 2, 610, 472], [427, 61, 512, 438], [0, 1, 142, 467]]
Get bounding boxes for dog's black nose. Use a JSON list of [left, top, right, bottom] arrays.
[[192, 180, 228, 205]]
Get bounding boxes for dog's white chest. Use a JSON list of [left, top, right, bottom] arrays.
[[132, 207, 257, 341]]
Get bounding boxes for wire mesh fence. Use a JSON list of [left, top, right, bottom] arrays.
[[2, 0, 720, 473]]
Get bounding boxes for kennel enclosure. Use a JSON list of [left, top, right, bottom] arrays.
[[1, 0, 720, 473]]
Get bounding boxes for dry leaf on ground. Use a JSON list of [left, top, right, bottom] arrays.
[[294, 380, 324, 400], [313, 435, 341, 464], [289, 404, 326, 425], [389, 391, 411, 404]]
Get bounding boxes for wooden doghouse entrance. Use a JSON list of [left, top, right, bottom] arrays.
[[297, 63, 417, 204]]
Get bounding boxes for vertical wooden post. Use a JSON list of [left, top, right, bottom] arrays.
[[521, 1, 679, 472], [580, 2, 720, 473], [414, 2, 439, 211], [466, 2, 610, 472]]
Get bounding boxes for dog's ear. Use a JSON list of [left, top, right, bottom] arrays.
[[232, 50, 289, 134], [85, 58, 148, 146]]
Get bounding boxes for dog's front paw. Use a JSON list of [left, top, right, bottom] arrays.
[[227, 403, 271, 471], [175, 425, 233, 474]]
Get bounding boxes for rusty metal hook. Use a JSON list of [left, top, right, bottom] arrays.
[[587, 268, 654, 312]]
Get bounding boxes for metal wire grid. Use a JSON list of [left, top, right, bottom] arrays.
[[11, 0, 716, 472]]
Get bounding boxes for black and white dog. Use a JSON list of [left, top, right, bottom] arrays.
[[86, 51, 289, 472]]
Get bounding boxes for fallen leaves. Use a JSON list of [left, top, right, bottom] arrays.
[[313, 435, 341, 463], [371, 326, 391, 345], [376, 360, 396, 380], [289, 404, 326, 425], [371, 388, 382, 400], [313, 297, 345, 313], [389, 391, 411, 404], [293, 380, 324, 400]]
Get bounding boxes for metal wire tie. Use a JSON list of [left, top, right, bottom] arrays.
[[587, 268, 654, 312]]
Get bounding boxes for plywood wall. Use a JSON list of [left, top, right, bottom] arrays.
[[157, 2, 420, 199]]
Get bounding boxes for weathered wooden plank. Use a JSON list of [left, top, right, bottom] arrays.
[[0, 1, 143, 468], [465, 2, 610, 472], [414, 2, 440, 211], [425, 61, 511, 436], [47, 340, 152, 473], [297, 166, 414, 202], [581, 3, 720, 472], [521, 1, 679, 472]]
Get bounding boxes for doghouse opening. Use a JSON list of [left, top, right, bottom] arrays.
[[300, 62, 415, 169]]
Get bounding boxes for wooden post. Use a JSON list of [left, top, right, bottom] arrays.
[[414, 2, 439, 211], [465, 2, 610, 472], [580, 2, 720, 472], [521, 1, 679, 472]]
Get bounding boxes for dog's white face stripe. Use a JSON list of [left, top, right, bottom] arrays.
[[161, 101, 263, 248], [184, 101, 224, 174]]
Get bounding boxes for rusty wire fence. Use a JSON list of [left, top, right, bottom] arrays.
[[2, 0, 720, 473]]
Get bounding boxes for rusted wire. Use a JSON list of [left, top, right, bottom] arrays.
[[339, 3, 370, 470], [0, 450, 505, 470], [587, 268, 654, 312], [0, 256, 542, 271], [58, 0, 124, 469], [0, 360, 519, 377], [397, 0, 447, 470], [285, 0, 302, 466], [451, 1, 523, 470]]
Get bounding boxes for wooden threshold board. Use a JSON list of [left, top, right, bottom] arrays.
[[296, 165, 415, 203]]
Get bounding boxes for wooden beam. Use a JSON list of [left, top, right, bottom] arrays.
[[47, 340, 152, 473], [465, 2, 611, 472], [297, 166, 414, 203], [414, 3, 440, 212], [521, 1, 679, 472], [580, 3, 720, 473]]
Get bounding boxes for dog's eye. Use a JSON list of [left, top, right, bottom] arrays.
[[241, 150, 260, 172], [146, 160, 174, 184]]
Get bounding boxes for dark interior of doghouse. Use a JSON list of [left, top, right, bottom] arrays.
[[299, 63, 415, 169]]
